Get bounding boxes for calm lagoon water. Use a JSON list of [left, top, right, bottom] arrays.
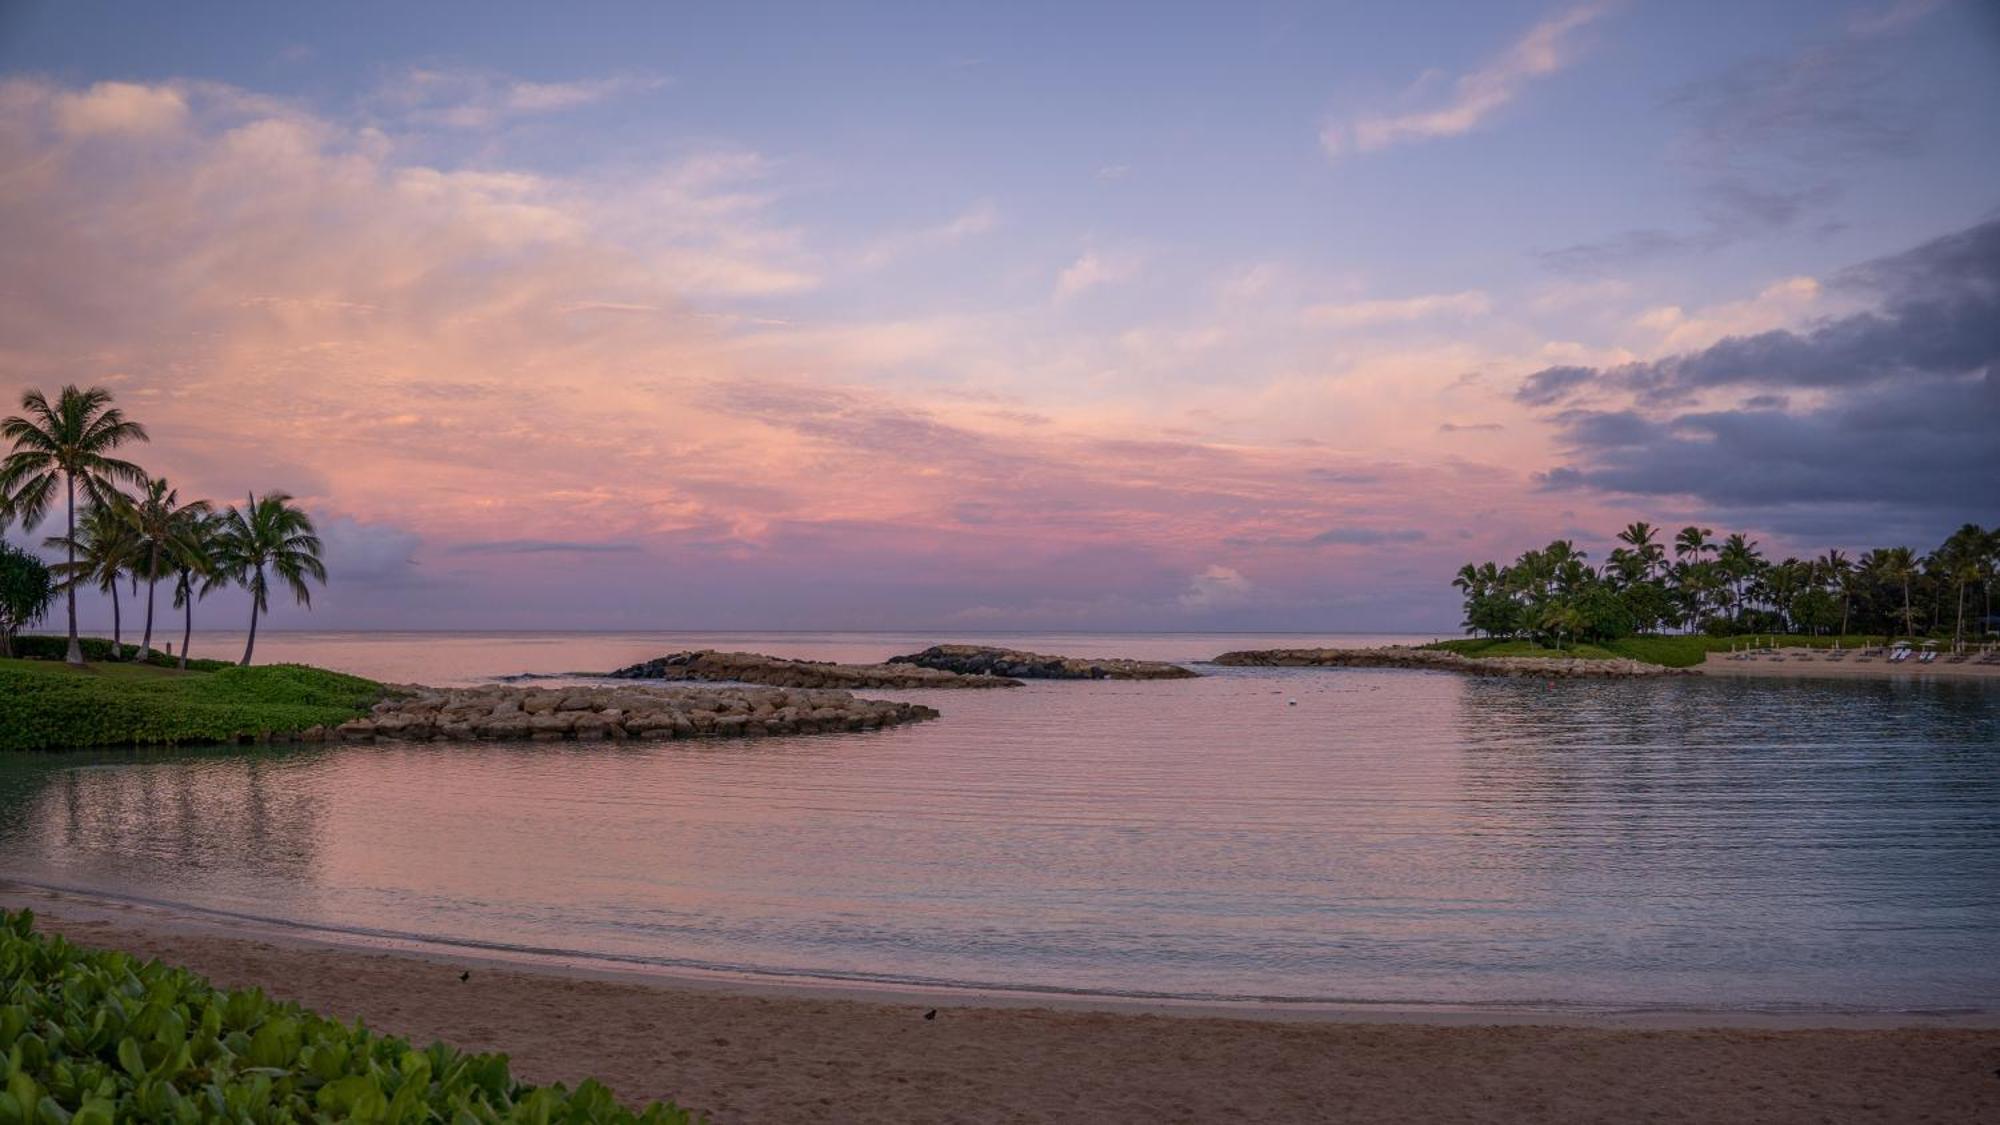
[[3, 631, 1997, 1012]]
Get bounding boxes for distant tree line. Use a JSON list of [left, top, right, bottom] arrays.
[[1454, 521, 2000, 649], [0, 385, 326, 666]]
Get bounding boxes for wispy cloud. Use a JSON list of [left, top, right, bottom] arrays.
[[1305, 290, 1490, 327], [373, 67, 665, 129], [1053, 250, 1138, 301], [1321, 2, 1609, 158], [447, 539, 643, 555], [853, 200, 999, 270]]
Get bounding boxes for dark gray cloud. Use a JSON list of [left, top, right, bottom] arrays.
[[1521, 218, 2000, 407], [1516, 366, 1597, 407], [1526, 218, 2000, 542], [447, 539, 642, 555]]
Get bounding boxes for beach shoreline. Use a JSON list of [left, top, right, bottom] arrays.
[[1696, 650, 2000, 680], [7, 881, 1997, 1123]]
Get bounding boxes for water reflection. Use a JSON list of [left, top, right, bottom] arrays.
[[0, 667, 1995, 1010], [1, 748, 326, 901]]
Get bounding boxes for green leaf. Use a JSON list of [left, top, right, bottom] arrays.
[[116, 1037, 144, 1078]]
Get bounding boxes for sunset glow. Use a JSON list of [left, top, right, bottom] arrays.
[[3, 0, 1995, 630]]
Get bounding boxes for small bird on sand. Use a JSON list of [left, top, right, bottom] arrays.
[[458, 971, 471, 982], [923, 1009, 937, 1021]]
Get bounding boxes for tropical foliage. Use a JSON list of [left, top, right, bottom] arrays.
[[210, 492, 326, 666], [0, 386, 148, 664], [0, 542, 54, 659], [0, 909, 701, 1123], [1454, 521, 2000, 647], [1, 385, 325, 666]]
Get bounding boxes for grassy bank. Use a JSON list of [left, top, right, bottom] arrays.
[[5, 634, 235, 671], [0, 656, 384, 753], [1426, 635, 1895, 668], [0, 909, 698, 1123]]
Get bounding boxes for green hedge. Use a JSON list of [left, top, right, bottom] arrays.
[[0, 660, 383, 752], [0, 909, 700, 1123], [9, 634, 233, 672]]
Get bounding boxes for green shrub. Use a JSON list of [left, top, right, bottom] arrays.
[[0, 659, 383, 752], [9, 634, 233, 672], [0, 909, 700, 1123]]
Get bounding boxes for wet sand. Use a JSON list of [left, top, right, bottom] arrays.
[[5, 884, 1995, 1124], [1700, 650, 2000, 680]]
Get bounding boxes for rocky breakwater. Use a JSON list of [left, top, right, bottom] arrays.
[[1210, 646, 1684, 678], [609, 650, 1022, 689], [888, 644, 1198, 680], [320, 683, 939, 743]]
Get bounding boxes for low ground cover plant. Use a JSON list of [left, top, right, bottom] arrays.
[[0, 910, 700, 1123]]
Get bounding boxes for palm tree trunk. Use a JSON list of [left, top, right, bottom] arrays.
[[1956, 583, 1966, 648], [241, 574, 260, 666], [109, 580, 121, 659], [180, 589, 193, 671], [140, 546, 157, 656], [64, 473, 81, 665]]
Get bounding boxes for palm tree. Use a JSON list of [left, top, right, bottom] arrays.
[[0, 386, 149, 664], [211, 492, 326, 665], [123, 477, 211, 658], [1818, 550, 1853, 636], [173, 509, 224, 670], [1870, 547, 1919, 638], [1716, 533, 1764, 622], [42, 498, 141, 658], [1616, 521, 1664, 579], [1674, 525, 1715, 563]]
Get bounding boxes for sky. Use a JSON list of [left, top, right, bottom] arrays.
[[0, 0, 1996, 632]]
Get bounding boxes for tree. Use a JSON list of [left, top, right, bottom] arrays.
[[1868, 547, 1920, 638], [1716, 533, 1764, 623], [42, 497, 140, 658], [1790, 587, 1839, 636], [1818, 550, 1853, 636], [1674, 526, 1715, 563], [172, 509, 224, 670], [0, 386, 149, 664], [123, 477, 211, 658], [0, 541, 55, 658], [1616, 521, 1664, 579], [211, 492, 326, 665]]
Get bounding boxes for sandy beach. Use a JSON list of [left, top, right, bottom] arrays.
[[6, 884, 1995, 1125], [1699, 650, 2000, 680]]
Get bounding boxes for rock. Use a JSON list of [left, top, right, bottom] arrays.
[[888, 644, 1197, 681], [346, 681, 943, 745], [606, 650, 1021, 690]]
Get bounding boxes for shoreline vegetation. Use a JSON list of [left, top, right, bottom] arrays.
[[1, 385, 326, 669], [0, 909, 700, 1123], [9, 890, 1997, 1124], [1449, 519, 1999, 655]]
